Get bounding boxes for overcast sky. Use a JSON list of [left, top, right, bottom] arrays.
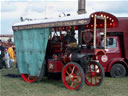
[[0, 0, 128, 34]]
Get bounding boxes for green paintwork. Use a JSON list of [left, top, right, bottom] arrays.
[[14, 28, 50, 76]]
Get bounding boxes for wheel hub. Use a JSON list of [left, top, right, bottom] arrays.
[[91, 72, 96, 76], [69, 74, 73, 79], [115, 70, 121, 76]]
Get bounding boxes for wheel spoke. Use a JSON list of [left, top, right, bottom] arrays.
[[69, 66, 72, 72], [70, 82, 74, 87], [74, 75, 81, 78], [66, 70, 70, 76], [91, 76, 92, 84], [95, 76, 97, 84], [95, 76, 101, 80], [87, 76, 91, 81], [71, 66, 75, 74], [76, 77, 80, 83], [96, 72, 101, 76], [66, 77, 71, 83], [73, 80, 77, 88]]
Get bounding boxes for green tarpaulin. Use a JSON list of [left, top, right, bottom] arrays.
[[14, 28, 50, 76]]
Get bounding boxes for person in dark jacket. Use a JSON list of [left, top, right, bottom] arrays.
[[0, 40, 6, 69]]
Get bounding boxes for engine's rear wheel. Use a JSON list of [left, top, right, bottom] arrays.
[[85, 61, 105, 86], [62, 62, 85, 90], [110, 64, 126, 78]]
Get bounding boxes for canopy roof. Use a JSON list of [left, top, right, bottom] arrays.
[[12, 11, 118, 31]]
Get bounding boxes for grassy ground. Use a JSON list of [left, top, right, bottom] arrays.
[[0, 66, 128, 96]]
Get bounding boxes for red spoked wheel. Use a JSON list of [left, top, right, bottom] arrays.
[[21, 74, 37, 83], [62, 62, 85, 90], [85, 61, 105, 86]]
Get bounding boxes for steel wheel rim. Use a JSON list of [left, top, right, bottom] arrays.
[[62, 64, 82, 90], [85, 63, 102, 86], [21, 74, 37, 83]]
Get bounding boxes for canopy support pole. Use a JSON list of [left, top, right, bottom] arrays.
[[93, 15, 97, 49], [104, 17, 107, 49]]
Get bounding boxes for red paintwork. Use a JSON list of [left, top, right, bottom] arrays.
[[87, 11, 118, 29], [98, 17, 128, 72], [108, 17, 128, 60], [94, 49, 106, 55], [21, 74, 37, 83], [100, 18, 128, 58], [107, 58, 128, 72], [98, 36, 122, 72], [46, 12, 128, 89], [48, 60, 64, 72], [92, 12, 118, 27], [80, 13, 128, 75]]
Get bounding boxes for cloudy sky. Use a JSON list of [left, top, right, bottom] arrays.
[[0, 0, 128, 34]]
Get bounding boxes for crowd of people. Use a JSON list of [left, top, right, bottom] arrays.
[[0, 40, 16, 69]]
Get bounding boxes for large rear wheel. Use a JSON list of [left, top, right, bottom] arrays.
[[85, 61, 105, 86], [62, 62, 85, 90]]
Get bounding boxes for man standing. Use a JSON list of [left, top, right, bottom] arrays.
[[0, 40, 5, 69], [8, 42, 15, 66], [4, 48, 10, 69]]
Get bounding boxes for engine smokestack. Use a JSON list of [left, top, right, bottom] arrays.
[[77, 0, 86, 14]]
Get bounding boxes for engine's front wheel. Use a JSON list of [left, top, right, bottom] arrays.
[[85, 61, 105, 86], [62, 62, 85, 90]]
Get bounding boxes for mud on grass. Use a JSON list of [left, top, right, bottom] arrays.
[[0, 67, 128, 96]]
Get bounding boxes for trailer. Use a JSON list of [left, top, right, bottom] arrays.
[[12, 11, 118, 90], [96, 17, 128, 78]]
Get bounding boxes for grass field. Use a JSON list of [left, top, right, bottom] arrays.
[[0, 66, 128, 96]]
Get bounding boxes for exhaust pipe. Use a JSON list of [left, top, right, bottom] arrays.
[[77, 0, 86, 14]]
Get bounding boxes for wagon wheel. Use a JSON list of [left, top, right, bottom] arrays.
[[85, 61, 105, 86], [62, 62, 85, 90], [21, 74, 37, 83], [21, 60, 46, 83]]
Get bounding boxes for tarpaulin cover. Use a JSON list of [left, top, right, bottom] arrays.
[[14, 28, 50, 76]]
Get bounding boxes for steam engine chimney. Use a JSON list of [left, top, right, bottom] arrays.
[[77, 0, 86, 14]]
